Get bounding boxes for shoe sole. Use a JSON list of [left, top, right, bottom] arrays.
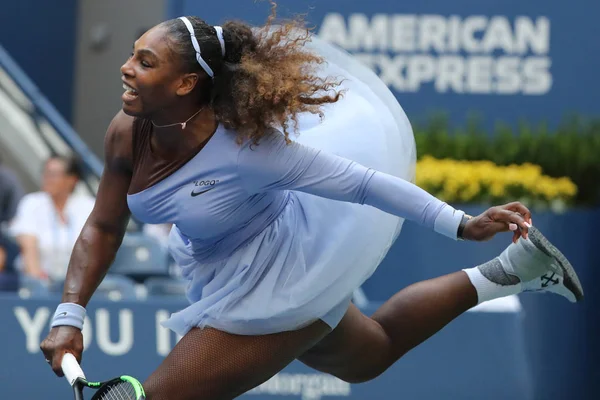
[[528, 226, 584, 302]]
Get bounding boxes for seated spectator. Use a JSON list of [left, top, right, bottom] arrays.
[[10, 155, 94, 282], [0, 155, 24, 273]]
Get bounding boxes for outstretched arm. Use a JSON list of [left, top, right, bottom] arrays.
[[238, 133, 530, 241]]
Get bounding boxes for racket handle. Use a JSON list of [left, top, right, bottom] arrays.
[[61, 353, 86, 386]]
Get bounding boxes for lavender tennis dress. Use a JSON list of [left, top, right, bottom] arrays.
[[126, 37, 458, 336]]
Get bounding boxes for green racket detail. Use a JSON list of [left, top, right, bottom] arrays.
[[61, 353, 145, 400], [87, 375, 146, 400]]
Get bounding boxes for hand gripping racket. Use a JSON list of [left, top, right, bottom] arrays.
[[61, 353, 146, 400]]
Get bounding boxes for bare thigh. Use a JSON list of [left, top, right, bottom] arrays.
[[144, 320, 331, 400], [299, 272, 477, 383], [298, 304, 395, 383]]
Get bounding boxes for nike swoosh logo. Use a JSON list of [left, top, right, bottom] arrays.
[[57, 312, 68, 317], [191, 187, 215, 197]]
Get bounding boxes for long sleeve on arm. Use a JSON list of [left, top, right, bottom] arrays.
[[237, 133, 464, 239]]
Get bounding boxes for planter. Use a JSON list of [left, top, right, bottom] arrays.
[[365, 205, 599, 400]]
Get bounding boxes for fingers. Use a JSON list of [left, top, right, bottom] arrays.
[[40, 340, 64, 377], [502, 202, 533, 225], [51, 351, 66, 377], [40, 327, 84, 377], [476, 202, 533, 243], [491, 208, 529, 240], [512, 228, 521, 244], [508, 223, 522, 243], [510, 223, 521, 243]]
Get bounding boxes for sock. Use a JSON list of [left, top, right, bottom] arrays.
[[463, 258, 522, 304]]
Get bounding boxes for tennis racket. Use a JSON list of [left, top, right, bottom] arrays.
[[61, 353, 146, 400]]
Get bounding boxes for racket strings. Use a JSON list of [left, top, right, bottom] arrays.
[[98, 381, 137, 400]]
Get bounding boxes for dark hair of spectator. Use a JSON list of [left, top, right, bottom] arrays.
[[47, 155, 84, 180]]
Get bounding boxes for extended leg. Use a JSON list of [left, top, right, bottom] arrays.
[[300, 271, 475, 383], [301, 228, 583, 383], [144, 320, 330, 400]]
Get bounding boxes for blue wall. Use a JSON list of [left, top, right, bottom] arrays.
[[1, 296, 531, 399], [169, 0, 600, 127], [0, 1, 78, 121]]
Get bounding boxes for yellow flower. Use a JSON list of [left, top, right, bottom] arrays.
[[490, 182, 506, 197], [555, 177, 578, 197], [415, 157, 577, 205]]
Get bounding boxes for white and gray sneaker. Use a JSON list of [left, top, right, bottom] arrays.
[[493, 226, 584, 303]]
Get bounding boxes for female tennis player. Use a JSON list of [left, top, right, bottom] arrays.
[[41, 4, 583, 399]]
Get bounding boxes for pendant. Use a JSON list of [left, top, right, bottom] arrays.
[[181, 122, 187, 129]]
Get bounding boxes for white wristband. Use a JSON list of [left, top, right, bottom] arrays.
[[433, 204, 465, 240], [51, 303, 86, 330]]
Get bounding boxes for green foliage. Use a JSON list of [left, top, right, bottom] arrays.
[[413, 115, 600, 206]]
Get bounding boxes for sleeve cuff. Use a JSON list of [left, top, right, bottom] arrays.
[[433, 204, 465, 240]]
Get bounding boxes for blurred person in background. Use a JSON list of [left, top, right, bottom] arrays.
[[10, 155, 94, 282], [0, 155, 24, 287]]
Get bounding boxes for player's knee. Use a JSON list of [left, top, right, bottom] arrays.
[[332, 363, 389, 384]]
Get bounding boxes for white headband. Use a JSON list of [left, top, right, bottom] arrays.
[[178, 16, 226, 78], [214, 26, 226, 57]]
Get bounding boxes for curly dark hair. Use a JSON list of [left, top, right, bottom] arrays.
[[161, 1, 342, 144]]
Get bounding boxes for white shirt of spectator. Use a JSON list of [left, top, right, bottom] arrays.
[[10, 192, 94, 281]]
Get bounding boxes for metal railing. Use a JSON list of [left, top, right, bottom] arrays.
[[0, 44, 102, 194]]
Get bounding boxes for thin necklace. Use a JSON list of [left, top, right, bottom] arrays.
[[151, 107, 203, 130]]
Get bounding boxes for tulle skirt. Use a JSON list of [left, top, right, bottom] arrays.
[[162, 35, 417, 336]]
